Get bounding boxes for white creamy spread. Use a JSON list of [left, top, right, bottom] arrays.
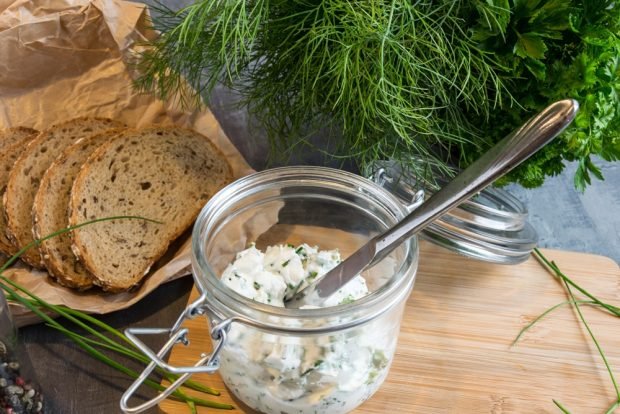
[[218, 244, 393, 414]]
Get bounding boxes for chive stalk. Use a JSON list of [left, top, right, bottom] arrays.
[[517, 249, 620, 412], [0, 216, 232, 410]]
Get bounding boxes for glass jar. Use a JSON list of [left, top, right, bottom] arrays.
[[122, 166, 418, 414], [195, 166, 418, 414]]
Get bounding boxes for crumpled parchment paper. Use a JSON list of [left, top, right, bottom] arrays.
[[0, 0, 254, 327]]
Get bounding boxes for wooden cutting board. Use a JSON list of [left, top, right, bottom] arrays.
[[160, 241, 620, 413]]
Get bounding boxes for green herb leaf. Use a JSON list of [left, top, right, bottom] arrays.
[[339, 295, 355, 305], [514, 33, 548, 59], [582, 27, 613, 46], [473, 0, 510, 35], [553, 399, 572, 414], [524, 57, 547, 80]]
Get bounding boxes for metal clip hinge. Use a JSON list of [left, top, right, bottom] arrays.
[[120, 319, 230, 413]]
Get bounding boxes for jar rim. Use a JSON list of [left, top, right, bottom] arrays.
[[191, 166, 419, 332]]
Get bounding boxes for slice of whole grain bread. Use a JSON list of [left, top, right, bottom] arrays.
[[0, 129, 39, 256], [69, 127, 233, 292], [0, 127, 38, 151], [33, 129, 125, 290], [4, 118, 123, 267]]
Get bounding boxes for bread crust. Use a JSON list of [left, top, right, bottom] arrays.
[[0, 127, 38, 152], [0, 132, 39, 256], [4, 117, 124, 267], [33, 128, 126, 290], [68, 126, 233, 292]]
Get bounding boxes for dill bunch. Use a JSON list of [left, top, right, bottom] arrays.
[[137, 0, 511, 183]]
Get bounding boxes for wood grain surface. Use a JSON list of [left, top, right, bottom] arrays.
[[159, 241, 619, 413]]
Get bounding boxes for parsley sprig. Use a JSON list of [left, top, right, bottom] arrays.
[[467, 0, 620, 191]]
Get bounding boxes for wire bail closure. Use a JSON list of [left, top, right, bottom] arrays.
[[119, 292, 232, 414]]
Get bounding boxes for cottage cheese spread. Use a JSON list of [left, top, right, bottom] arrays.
[[219, 244, 393, 414]]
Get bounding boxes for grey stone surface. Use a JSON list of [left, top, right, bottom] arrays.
[[506, 159, 619, 263]]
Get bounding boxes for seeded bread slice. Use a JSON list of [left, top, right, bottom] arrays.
[[0, 127, 38, 151], [69, 127, 233, 292], [33, 129, 125, 290], [4, 118, 124, 267], [0, 129, 39, 256]]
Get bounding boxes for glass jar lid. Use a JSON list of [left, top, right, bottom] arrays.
[[369, 160, 537, 264]]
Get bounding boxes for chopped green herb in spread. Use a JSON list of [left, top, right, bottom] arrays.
[[219, 244, 388, 413]]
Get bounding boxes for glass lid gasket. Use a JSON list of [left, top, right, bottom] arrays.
[[426, 222, 534, 255], [435, 214, 538, 249], [421, 224, 531, 265]]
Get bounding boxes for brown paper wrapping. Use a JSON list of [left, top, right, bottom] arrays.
[[0, 0, 254, 327]]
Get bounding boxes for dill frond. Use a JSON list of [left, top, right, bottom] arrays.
[[136, 0, 513, 181]]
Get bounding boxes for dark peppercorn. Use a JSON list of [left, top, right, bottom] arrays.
[[0, 341, 44, 413]]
